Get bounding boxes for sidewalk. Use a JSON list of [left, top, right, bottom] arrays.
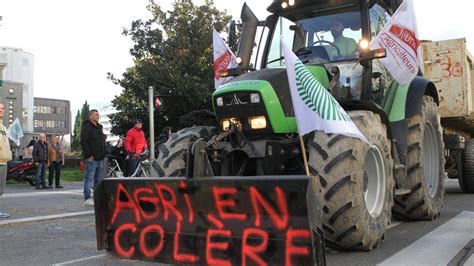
[[0, 182, 92, 222]]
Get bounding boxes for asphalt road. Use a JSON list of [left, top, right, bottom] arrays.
[[326, 179, 474, 265], [0, 179, 472, 265]]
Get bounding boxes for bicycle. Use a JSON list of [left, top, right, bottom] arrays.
[[127, 152, 150, 178], [105, 156, 124, 178]]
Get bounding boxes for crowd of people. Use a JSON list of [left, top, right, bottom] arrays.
[[79, 109, 171, 206], [31, 133, 65, 190], [0, 105, 171, 211]]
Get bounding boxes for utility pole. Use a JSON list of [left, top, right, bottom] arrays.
[[148, 86, 155, 175]]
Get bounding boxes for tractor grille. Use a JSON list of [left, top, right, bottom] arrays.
[[214, 91, 271, 133]]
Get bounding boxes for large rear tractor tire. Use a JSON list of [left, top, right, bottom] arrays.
[[460, 139, 474, 193], [153, 126, 218, 177], [308, 111, 394, 250], [393, 96, 445, 220]]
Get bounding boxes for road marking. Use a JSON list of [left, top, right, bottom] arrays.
[[465, 254, 474, 265], [2, 189, 82, 198], [379, 211, 474, 265], [0, 210, 94, 227], [52, 253, 106, 266]]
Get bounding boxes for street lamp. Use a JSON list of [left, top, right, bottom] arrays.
[[147, 84, 171, 176], [148, 86, 155, 174]]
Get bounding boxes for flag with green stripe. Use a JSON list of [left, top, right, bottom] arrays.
[[281, 37, 368, 142]]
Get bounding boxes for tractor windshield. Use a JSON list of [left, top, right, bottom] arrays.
[[266, 10, 362, 68], [263, 7, 365, 99]]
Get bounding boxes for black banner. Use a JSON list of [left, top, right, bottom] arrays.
[[95, 176, 321, 265]]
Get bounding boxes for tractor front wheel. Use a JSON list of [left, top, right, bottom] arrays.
[[153, 126, 218, 177], [308, 111, 394, 250]]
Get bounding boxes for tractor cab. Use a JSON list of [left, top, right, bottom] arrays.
[[222, 0, 400, 106], [263, 4, 367, 99]]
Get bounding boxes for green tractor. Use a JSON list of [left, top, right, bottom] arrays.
[[95, 0, 445, 264]]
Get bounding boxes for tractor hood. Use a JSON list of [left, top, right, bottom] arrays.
[[222, 67, 330, 117], [231, 68, 295, 117], [213, 67, 330, 134]]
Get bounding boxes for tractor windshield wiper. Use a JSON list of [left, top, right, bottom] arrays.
[[267, 56, 284, 65]]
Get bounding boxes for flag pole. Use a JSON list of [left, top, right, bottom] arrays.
[[299, 136, 311, 176]]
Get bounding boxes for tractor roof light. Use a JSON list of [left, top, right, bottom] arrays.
[[281, 1, 288, 9], [359, 39, 369, 50], [288, 0, 295, 6]]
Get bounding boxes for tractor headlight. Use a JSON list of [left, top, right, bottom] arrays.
[[250, 93, 260, 103], [249, 116, 267, 129], [222, 119, 230, 130], [216, 97, 224, 107], [221, 118, 238, 130]]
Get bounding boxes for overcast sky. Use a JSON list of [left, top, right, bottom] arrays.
[[0, 0, 473, 112]]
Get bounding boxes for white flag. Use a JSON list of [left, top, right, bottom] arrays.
[[213, 28, 238, 89], [370, 0, 420, 86], [7, 118, 24, 146], [281, 37, 368, 143]]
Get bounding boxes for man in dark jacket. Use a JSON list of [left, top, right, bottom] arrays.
[[80, 109, 106, 206], [33, 133, 49, 190]]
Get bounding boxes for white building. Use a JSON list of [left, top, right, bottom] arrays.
[[99, 105, 119, 144], [0, 47, 34, 133]]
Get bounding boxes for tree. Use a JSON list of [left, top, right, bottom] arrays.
[[71, 101, 90, 153], [109, 0, 232, 137], [71, 110, 81, 152], [80, 101, 90, 129]]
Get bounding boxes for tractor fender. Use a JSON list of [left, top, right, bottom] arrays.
[[405, 77, 439, 118], [388, 78, 439, 166], [341, 100, 399, 163], [341, 100, 393, 141]]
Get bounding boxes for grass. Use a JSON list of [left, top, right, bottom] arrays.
[[60, 167, 84, 182], [6, 167, 83, 185]]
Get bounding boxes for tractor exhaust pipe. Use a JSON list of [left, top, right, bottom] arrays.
[[236, 3, 258, 68]]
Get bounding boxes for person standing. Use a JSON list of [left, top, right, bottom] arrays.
[[0, 103, 13, 218], [125, 119, 147, 176], [80, 109, 106, 206], [48, 135, 64, 189], [33, 134, 49, 190]]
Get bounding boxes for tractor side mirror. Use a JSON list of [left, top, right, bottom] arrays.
[[359, 48, 386, 67], [219, 66, 255, 78]]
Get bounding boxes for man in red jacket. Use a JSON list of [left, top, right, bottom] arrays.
[[125, 119, 147, 176]]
